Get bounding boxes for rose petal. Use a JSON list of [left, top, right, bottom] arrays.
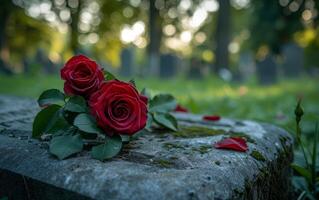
[[203, 115, 221, 121], [214, 137, 248, 152], [174, 104, 188, 112]]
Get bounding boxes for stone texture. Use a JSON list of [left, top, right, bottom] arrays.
[[0, 95, 293, 200]]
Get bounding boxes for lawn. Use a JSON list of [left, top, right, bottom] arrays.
[[0, 74, 318, 134]]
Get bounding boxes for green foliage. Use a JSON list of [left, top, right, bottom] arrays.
[[153, 112, 178, 131], [291, 101, 319, 199], [32, 104, 61, 138], [149, 94, 177, 113], [73, 113, 104, 135], [147, 93, 179, 131], [64, 96, 87, 113], [120, 135, 130, 143], [49, 134, 83, 160], [37, 89, 65, 107], [249, 0, 304, 54], [104, 70, 116, 81], [91, 135, 122, 161]]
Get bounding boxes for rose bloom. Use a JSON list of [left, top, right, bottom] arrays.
[[61, 55, 104, 98], [89, 80, 148, 136]]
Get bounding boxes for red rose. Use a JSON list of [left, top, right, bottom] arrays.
[[89, 80, 148, 136], [61, 55, 104, 98]]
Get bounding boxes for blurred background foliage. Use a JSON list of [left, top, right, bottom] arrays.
[[0, 1, 318, 139]]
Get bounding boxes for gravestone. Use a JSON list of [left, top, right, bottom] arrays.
[[35, 49, 55, 74], [120, 48, 135, 77], [256, 54, 278, 85], [0, 95, 293, 200], [188, 58, 203, 79], [159, 54, 178, 78], [282, 43, 304, 78], [238, 52, 255, 81]]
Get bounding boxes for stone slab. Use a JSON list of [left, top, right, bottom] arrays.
[[0, 95, 293, 200]]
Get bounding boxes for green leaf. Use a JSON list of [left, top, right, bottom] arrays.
[[291, 164, 311, 182], [141, 88, 151, 99], [153, 112, 178, 131], [45, 109, 71, 135], [120, 135, 130, 143], [38, 89, 65, 107], [73, 113, 104, 134], [32, 105, 61, 138], [149, 94, 177, 113], [49, 134, 83, 160], [64, 95, 87, 113], [145, 113, 153, 131], [129, 79, 136, 87], [91, 135, 122, 161], [104, 70, 116, 80]]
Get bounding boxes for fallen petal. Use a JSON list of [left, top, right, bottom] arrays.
[[214, 137, 248, 152], [174, 104, 188, 112], [203, 115, 221, 121]]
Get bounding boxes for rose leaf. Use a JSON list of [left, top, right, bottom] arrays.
[[104, 70, 116, 81], [45, 109, 71, 135], [120, 135, 130, 143], [129, 79, 136, 87], [49, 134, 83, 160], [144, 113, 153, 131], [73, 113, 104, 134], [32, 104, 61, 138], [141, 88, 152, 99], [64, 95, 88, 113], [149, 94, 177, 113], [38, 89, 65, 107], [91, 135, 122, 161], [153, 112, 178, 131]]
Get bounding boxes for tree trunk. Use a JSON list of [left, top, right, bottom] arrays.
[[214, 0, 231, 73], [0, 0, 13, 75], [148, 0, 162, 76], [69, 0, 82, 55]]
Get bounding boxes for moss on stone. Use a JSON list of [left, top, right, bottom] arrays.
[[154, 159, 174, 168], [172, 126, 226, 138], [227, 131, 256, 144], [191, 145, 212, 154], [163, 142, 185, 150], [250, 150, 266, 161]]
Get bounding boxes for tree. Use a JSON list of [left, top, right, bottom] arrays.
[[214, 0, 231, 72], [148, 0, 162, 76]]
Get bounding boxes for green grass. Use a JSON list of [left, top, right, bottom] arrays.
[[0, 74, 318, 134]]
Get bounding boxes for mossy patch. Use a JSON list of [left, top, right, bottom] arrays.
[[191, 144, 212, 154], [250, 150, 266, 161], [227, 131, 256, 144], [154, 159, 174, 168], [172, 126, 227, 138], [163, 142, 186, 150]]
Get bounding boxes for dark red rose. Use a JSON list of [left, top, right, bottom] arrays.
[[203, 115, 221, 121], [214, 137, 248, 152], [89, 80, 148, 136], [61, 55, 104, 98], [174, 104, 188, 112]]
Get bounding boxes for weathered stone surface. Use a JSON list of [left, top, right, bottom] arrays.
[[0, 95, 293, 200]]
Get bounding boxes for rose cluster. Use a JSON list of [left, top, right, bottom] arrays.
[[61, 55, 148, 136]]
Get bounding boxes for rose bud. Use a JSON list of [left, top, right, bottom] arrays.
[[89, 80, 148, 136], [60, 55, 104, 98]]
